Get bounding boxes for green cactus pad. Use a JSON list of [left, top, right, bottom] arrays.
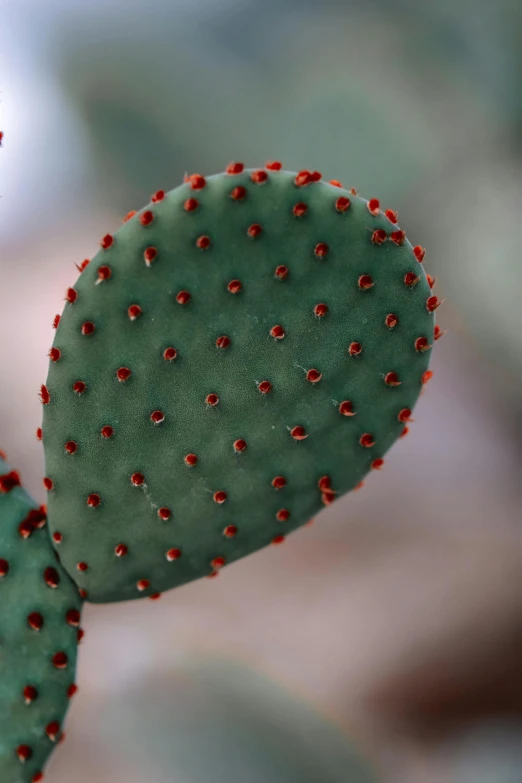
[[42, 165, 436, 603], [0, 457, 83, 783]]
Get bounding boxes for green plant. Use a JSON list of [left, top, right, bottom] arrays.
[[0, 455, 83, 783], [41, 164, 438, 604]]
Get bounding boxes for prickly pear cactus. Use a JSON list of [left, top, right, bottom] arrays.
[[41, 164, 439, 603], [0, 455, 83, 783]]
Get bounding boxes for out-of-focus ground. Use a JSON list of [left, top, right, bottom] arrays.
[[1, 1, 521, 781]]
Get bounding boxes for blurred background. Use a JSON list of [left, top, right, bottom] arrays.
[[1, 0, 522, 781]]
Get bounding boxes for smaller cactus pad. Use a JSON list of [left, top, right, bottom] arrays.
[[42, 164, 438, 603], [0, 456, 83, 783]]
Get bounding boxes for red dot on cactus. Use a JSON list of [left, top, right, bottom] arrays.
[[64, 441, 77, 455], [123, 210, 136, 223], [385, 209, 398, 223], [413, 245, 426, 262], [322, 492, 336, 506], [81, 321, 95, 335], [258, 380, 272, 394], [150, 410, 165, 424], [163, 347, 177, 361], [73, 380, 86, 395], [19, 519, 33, 539], [330, 179, 342, 187], [207, 571, 219, 579], [427, 295, 441, 312], [247, 223, 262, 238], [158, 507, 171, 520], [184, 453, 198, 466], [385, 313, 398, 329], [117, 367, 131, 382], [233, 439, 247, 452], [401, 426, 410, 438], [272, 475, 286, 489], [65, 609, 80, 626], [43, 477, 54, 491], [76, 562, 88, 572], [390, 229, 406, 246], [211, 556, 226, 570], [139, 210, 154, 226], [49, 347, 61, 362], [36, 427, 43, 441], [39, 384, 51, 404], [52, 314, 61, 329], [152, 189, 165, 202], [318, 475, 332, 491], [87, 493, 100, 508], [216, 335, 230, 349], [335, 196, 351, 212], [367, 198, 380, 215], [78, 588, 88, 599], [27, 612, 44, 631], [415, 336, 431, 352], [0, 559, 9, 577], [371, 229, 387, 245], [101, 425, 114, 439], [67, 684, 78, 699], [66, 287, 77, 304], [176, 290, 191, 305], [32, 772, 44, 782], [348, 342, 362, 356], [359, 433, 375, 448], [44, 566, 60, 588], [226, 162, 244, 175], [224, 525, 238, 538], [371, 458, 384, 470], [100, 234, 114, 249], [196, 235, 211, 249], [265, 161, 282, 170], [230, 186, 247, 200], [404, 272, 420, 287], [270, 324, 285, 340], [53, 532, 62, 544], [251, 169, 268, 184], [434, 324, 444, 340], [189, 174, 206, 190], [149, 592, 161, 600], [16, 744, 33, 762], [137, 579, 150, 591], [213, 491, 227, 504], [131, 472, 145, 486], [97, 265, 111, 282], [115, 544, 128, 557], [0, 471, 21, 493], [184, 197, 199, 212], [314, 242, 329, 258], [227, 279, 242, 294], [293, 202, 308, 217], [166, 548, 181, 561], [427, 274, 436, 289], [421, 370, 434, 385], [358, 275, 374, 290], [46, 721, 61, 742], [206, 393, 219, 406], [52, 651, 68, 669], [398, 408, 413, 422], [23, 685, 38, 703], [290, 426, 308, 440], [276, 508, 290, 522], [384, 372, 401, 386], [339, 400, 355, 416], [306, 368, 322, 383], [128, 304, 142, 321], [272, 534, 286, 545], [314, 303, 328, 317], [274, 265, 288, 280]]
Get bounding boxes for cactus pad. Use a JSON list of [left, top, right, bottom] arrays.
[[42, 165, 437, 603], [0, 456, 83, 783]]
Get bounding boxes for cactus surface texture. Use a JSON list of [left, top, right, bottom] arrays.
[[0, 456, 82, 783], [42, 164, 436, 603]]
